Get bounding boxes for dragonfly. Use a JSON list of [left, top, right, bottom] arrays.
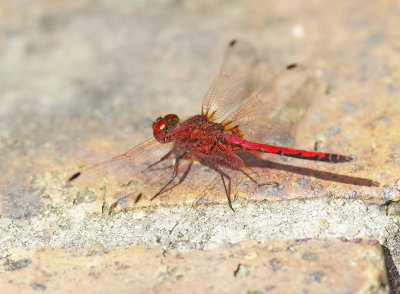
[[68, 39, 352, 211]]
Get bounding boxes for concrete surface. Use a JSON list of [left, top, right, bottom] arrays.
[[0, 239, 389, 293]]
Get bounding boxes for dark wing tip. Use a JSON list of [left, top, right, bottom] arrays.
[[134, 193, 143, 204], [68, 172, 81, 182], [286, 63, 298, 70], [229, 39, 237, 47]]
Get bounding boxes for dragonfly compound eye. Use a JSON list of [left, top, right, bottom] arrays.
[[152, 114, 180, 143]]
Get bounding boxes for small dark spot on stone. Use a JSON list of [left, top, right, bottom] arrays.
[[286, 245, 296, 253], [344, 191, 358, 199], [229, 39, 237, 47], [114, 261, 130, 270], [269, 258, 282, 272], [286, 63, 297, 69], [31, 283, 46, 291], [234, 263, 251, 278], [5, 258, 32, 271], [325, 83, 336, 95], [311, 185, 322, 193], [264, 285, 276, 292], [302, 252, 318, 261], [120, 179, 139, 188], [247, 290, 264, 294], [277, 184, 285, 190], [364, 31, 385, 49], [73, 189, 97, 205], [340, 237, 350, 243], [297, 177, 311, 187], [233, 263, 241, 277], [294, 238, 312, 245], [378, 116, 391, 123], [270, 184, 285, 193], [313, 140, 322, 152], [309, 271, 324, 283], [88, 271, 100, 278]]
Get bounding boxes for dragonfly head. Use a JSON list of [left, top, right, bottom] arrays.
[[152, 114, 180, 143]]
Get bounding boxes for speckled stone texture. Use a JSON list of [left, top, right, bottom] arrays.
[[0, 239, 389, 293]]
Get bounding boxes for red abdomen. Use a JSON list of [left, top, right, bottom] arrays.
[[223, 135, 352, 163]]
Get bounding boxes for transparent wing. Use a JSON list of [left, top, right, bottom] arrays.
[[67, 135, 199, 210], [226, 64, 317, 146], [201, 39, 263, 120], [68, 136, 162, 181], [202, 40, 317, 147]]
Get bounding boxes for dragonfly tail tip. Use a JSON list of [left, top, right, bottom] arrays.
[[346, 155, 356, 162]]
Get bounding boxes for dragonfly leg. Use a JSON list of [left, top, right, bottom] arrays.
[[146, 150, 174, 170], [151, 168, 178, 200], [152, 161, 194, 201], [215, 168, 234, 211], [150, 157, 193, 201], [238, 168, 279, 187], [172, 162, 193, 186]]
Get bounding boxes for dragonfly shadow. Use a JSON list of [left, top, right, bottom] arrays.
[[239, 153, 380, 187]]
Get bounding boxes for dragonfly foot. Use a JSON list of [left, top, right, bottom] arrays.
[[228, 201, 235, 212]]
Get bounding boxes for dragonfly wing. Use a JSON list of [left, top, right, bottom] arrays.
[[68, 137, 163, 181], [226, 64, 318, 146], [201, 40, 263, 121], [68, 135, 194, 210]]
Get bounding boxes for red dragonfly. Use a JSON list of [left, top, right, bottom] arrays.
[[68, 39, 352, 210]]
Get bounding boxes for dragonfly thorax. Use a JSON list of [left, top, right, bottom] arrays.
[[152, 114, 180, 143], [177, 115, 226, 141]]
